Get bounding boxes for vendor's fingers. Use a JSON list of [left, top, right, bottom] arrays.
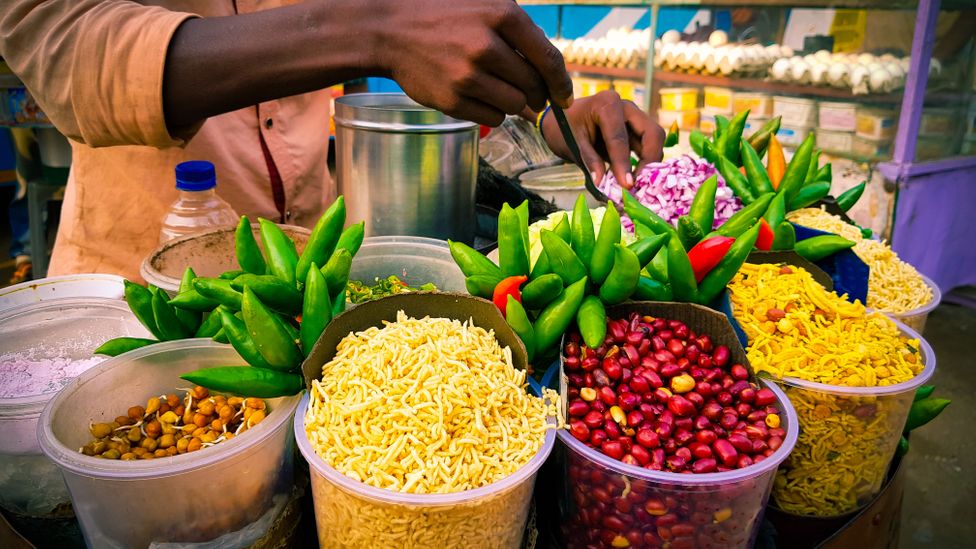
[[443, 95, 508, 127], [460, 73, 528, 117], [577, 136, 609, 187], [623, 101, 665, 173], [593, 94, 635, 189], [495, 5, 573, 108], [482, 38, 549, 111]]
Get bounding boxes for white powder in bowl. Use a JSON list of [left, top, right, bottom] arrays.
[[0, 353, 104, 399]]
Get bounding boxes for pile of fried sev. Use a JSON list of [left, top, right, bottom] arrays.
[[729, 263, 925, 516], [788, 207, 932, 314], [306, 312, 558, 494]]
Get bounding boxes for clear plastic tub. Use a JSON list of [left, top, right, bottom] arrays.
[[141, 223, 310, 293], [37, 339, 301, 547], [769, 320, 935, 518], [556, 379, 798, 548], [349, 236, 466, 294], [773, 96, 818, 128], [882, 273, 941, 334], [295, 393, 556, 548], [519, 164, 601, 211]]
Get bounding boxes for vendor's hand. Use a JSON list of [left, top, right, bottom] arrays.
[[374, 0, 574, 126], [540, 90, 665, 189]]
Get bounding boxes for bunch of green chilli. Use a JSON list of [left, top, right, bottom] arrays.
[[95, 197, 362, 397]]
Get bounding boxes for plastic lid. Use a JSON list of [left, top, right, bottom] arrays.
[[174, 160, 216, 191]]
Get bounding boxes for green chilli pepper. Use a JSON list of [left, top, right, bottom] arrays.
[[715, 114, 729, 138], [598, 244, 641, 305], [741, 139, 775, 195], [515, 201, 531, 263], [521, 273, 564, 310], [677, 215, 704, 251], [540, 230, 587, 286], [689, 130, 706, 157], [622, 190, 674, 236], [589, 206, 622, 285], [168, 289, 219, 312], [295, 197, 346, 285], [219, 308, 275, 370], [231, 274, 304, 316], [905, 398, 950, 432], [332, 288, 347, 317], [505, 296, 536, 362], [763, 193, 787, 232], [633, 276, 673, 301], [770, 222, 796, 251], [776, 133, 815, 204], [836, 182, 866, 212], [666, 233, 698, 302], [715, 154, 757, 204], [648, 247, 669, 283], [696, 221, 761, 305], [195, 306, 228, 338], [192, 278, 244, 310], [449, 240, 504, 281], [173, 267, 202, 333], [794, 235, 856, 262], [553, 212, 572, 244], [714, 193, 774, 238], [93, 337, 158, 357], [335, 221, 366, 258], [258, 218, 299, 286], [235, 215, 267, 275], [242, 287, 302, 371], [700, 139, 719, 164], [321, 249, 354, 300], [914, 385, 936, 402], [124, 281, 164, 340], [498, 203, 530, 277], [788, 181, 831, 211], [218, 270, 246, 281], [533, 277, 587, 358], [530, 250, 552, 279], [212, 327, 228, 344], [804, 150, 822, 185], [151, 288, 190, 341], [627, 233, 668, 270], [746, 116, 781, 158], [577, 295, 607, 350], [897, 436, 910, 457], [717, 109, 749, 164], [181, 366, 304, 398], [465, 275, 499, 299], [571, 194, 596, 266], [861, 227, 873, 239], [813, 163, 831, 183], [689, 175, 718, 232], [300, 264, 332, 356]]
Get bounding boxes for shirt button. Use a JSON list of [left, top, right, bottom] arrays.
[[285, 210, 292, 221], [264, 117, 273, 129]]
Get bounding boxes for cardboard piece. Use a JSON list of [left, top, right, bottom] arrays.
[[301, 292, 528, 388], [746, 250, 834, 290]]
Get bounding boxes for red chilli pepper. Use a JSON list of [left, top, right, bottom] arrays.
[[687, 236, 736, 283], [756, 218, 775, 251], [493, 275, 527, 316]]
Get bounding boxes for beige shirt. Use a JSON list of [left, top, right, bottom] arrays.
[[0, 0, 333, 282]]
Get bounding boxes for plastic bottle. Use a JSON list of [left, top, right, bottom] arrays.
[[159, 160, 239, 243]]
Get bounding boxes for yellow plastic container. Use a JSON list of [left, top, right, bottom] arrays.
[[657, 108, 700, 131], [703, 86, 733, 113], [733, 92, 773, 117], [856, 108, 898, 141], [659, 88, 699, 112]]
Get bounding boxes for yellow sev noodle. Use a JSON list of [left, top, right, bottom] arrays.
[[729, 263, 924, 516], [787, 207, 932, 314]]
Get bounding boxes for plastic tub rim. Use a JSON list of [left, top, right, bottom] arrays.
[[556, 378, 799, 487], [0, 273, 126, 306], [295, 392, 557, 506], [879, 272, 941, 320], [772, 318, 935, 397], [36, 338, 301, 480]]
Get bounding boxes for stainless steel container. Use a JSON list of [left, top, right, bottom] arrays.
[[334, 93, 478, 244]]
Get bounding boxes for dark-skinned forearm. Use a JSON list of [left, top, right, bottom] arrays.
[[162, 1, 384, 131]]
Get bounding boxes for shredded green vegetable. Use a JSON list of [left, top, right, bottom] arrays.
[[346, 276, 437, 304]]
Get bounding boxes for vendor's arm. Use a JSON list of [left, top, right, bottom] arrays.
[[0, 0, 573, 147], [535, 90, 665, 189]]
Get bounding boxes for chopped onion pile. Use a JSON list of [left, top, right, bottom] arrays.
[[598, 155, 742, 232]]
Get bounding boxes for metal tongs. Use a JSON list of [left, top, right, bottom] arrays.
[[548, 104, 624, 215]]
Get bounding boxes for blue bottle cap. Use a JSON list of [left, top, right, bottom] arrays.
[[175, 160, 217, 191]]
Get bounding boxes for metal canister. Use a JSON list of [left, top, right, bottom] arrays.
[[334, 93, 479, 244]]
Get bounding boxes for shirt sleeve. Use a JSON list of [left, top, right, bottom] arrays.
[[0, 1, 198, 148]]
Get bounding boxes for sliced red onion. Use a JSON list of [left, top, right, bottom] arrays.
[[599, 155, 743, 232]]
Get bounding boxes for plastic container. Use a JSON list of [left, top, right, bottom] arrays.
[[141, 223, 310, 294], [818, 101, 858, 132], [159, 160, 239, 244], [733, 92, 773, 117], [883, 273, 941, 334], [919, 107, 959, 136], [769, 320, 935, 518], [348, 236, 466, 294], [656, 108, 700, 131], [296, 393, 555, 548], [773, 96, 818, 128], [659, 88, 699, 112], [777, 124, 811, 148], [703, 86, 733, 113], [699, 108, 722, 135], [855, 108, 898, 140], [816, 129, 855, 154], [557, 378, 798, 548], [853, 136, 893, 160], [743, 115, 771, 135], [37, 340, 301, 547], [519, 164, 601, 211]]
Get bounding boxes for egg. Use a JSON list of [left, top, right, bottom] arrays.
[[771, 58, 791, 81], [704, 50, 721, 74], [868, 67, 892, 93], [709, 30, 729, 47], [857, 52, 876, 64], [866, 61, 884, 73], [884, 62, 904, 79], [929, 58, 942, 76], [810, 62, 829, 85], [662, 30, 681, 45], [781, 46, 794, 57], [850, 65, 870, 94], [880, 53, 897, 63], [827, 63, 849, 87], [899, 57, 911, 73], [789, 60, 811, 83], [814, 49, 832, 63]]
